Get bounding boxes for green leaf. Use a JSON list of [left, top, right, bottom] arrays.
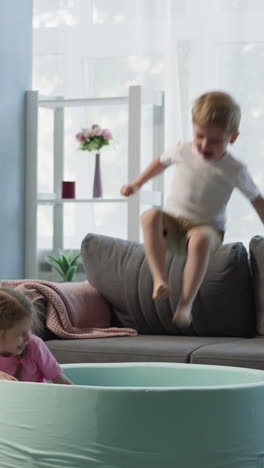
[[66, 250, 73, 262], [66, 266, 76, 281], [48, 257, 63, 268], [53, 265, 67, 280], [61, 255, 71, 274], [71, 252, 81, 265]]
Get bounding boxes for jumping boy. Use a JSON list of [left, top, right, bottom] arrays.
[[121, 91, 264, 327]]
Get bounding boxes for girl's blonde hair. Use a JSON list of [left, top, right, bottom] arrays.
[[192, 91, 241, 134], [0, 287, 37, 330], [0, 288, 40, 381]]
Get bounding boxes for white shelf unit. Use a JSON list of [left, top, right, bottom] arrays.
[[25, 85, 164, 278]]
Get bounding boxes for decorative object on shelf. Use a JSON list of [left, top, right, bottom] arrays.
[[75, 124, 113, 198], [93, 152, 102, 198], [62, 181, 75, 199], [47, 250, 81, 282]]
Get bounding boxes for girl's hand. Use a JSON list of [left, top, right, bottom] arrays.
[[0, 371, 17, 381], [120, 184, 139, 196], [51, 373, 73, 385]]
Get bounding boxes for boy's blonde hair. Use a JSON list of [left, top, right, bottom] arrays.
[[192, 91, 241, 135]]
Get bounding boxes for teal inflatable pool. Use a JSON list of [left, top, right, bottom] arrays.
[[0, 362, 264, 467]]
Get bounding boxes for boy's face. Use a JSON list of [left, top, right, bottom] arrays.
[[193, 123, 239, 161]]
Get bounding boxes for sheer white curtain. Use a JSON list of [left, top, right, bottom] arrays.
[[165, 0, 264, 246], [33, 0, 264, 256]]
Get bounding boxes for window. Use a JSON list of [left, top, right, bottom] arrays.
[[33, 0, 264, 254]]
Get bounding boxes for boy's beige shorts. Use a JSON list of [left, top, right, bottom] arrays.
[[161, 211, 224, 256]]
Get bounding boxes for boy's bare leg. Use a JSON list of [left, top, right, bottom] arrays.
[[172, 230, 211, 326], [141, 209, 171, 300]]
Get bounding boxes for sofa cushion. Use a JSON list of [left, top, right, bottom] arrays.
[[46, 336, 238, 364], [190, 337, 264, 370], [249, 236, 264, 335], [81, 234, 255, 337], [193, 242, 255, 337]]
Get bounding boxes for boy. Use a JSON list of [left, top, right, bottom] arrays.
[[121, 91, 264, 327]]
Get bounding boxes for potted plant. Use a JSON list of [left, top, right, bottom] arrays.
[[48, 250, 81, 282]]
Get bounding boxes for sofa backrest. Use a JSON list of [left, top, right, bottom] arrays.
[[249, 236, 264, 335], [81, 234, 256, 337]]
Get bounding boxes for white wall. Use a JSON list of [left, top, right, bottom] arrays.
[[0, 0, 32, 278]]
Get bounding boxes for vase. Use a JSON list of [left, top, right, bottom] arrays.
[[93, 152, 102, 198]]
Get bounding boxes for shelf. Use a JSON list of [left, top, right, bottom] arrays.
[[38, 96, 128, 109], [37, 197, 127, 204], [25, 85, 164, 279], [38, 89, 163, 109], [37, 190, 162, 205]]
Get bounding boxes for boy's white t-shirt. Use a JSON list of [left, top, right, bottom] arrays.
[[160, 141, 260, 230]]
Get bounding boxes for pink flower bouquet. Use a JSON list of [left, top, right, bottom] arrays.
[[75, 124, 113, 152]]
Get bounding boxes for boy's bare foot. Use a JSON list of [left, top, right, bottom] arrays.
[[152, 283, 171, 300], [172, 304, 192, 327]]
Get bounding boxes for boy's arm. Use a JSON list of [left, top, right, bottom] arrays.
[[51, 373, 73, 385], [251, 194, 264, 223], [120, 156, 165, 196]]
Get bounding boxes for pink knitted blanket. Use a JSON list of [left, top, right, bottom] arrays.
[[0, 280, 137, 339]]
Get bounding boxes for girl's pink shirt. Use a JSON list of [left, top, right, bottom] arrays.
[[0, 334, 62, 382]]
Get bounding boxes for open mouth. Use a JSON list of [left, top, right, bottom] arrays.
[[17, 345, 25, 352], [202, 152, 213, 159]]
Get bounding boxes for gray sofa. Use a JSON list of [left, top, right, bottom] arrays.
[[45, 234, 264, 370]]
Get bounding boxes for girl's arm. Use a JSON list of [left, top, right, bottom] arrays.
[[251, 194, 264, 223], [120, 156, 165, 196], [0, 371, 17, 381], [51, 373, 73, 385]]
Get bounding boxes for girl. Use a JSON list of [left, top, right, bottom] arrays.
[[0, 287, 72, 384]]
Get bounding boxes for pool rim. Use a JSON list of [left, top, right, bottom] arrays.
[[51, 362, 264, 391]]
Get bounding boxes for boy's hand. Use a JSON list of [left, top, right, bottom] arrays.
[[120, 184, 139, 196]]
